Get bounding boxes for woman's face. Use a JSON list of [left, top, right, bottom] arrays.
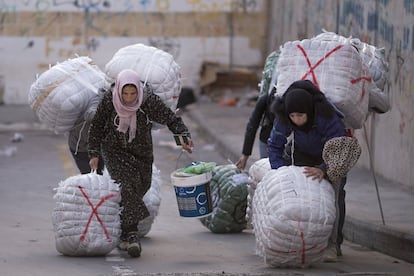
[[289, 112, 308, 126], [121, 84, 138, 105]]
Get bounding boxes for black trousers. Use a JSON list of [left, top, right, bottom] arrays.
[[337, 177, 346, 245]]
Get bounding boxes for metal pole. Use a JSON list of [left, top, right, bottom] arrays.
[[363, 120, 386, 225]]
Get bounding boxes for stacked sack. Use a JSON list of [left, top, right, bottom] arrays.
[[245, 158, 271, 229], [252, 166, 336, 268], [259, 50, 281, 96], [52, 171, 121, 256], [200, 164, 250, 233], [313, 31, 390, 113], [105, 43, 181, 113], [28, 56, 106, 134], [276, 35, 371, 129], [138, 164, 162, 237]]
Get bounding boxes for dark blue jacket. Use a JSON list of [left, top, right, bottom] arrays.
[[268, 114, 347, 169]]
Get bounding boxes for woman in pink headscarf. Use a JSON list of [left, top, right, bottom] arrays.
[[88, 69, 193, 258]]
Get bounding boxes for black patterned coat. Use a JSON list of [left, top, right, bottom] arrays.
[[88, 85, 190, 233]]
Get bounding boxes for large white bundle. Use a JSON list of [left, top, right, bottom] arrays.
[[252, 166, 336, 268], [248, 158, 272, 183], [28, 56, 106, 134], [105, 43, 181, 111], [138, 164, 162, 237], [276, 39, 371, 129], [313, 31, 390, 113], [245, 158, 272, 229], [52, 172, 121, 256]]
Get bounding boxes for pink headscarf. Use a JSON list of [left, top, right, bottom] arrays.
[[112, 69, 144, 143]]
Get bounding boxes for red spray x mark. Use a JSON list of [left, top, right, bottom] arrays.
[[270, 220, 324, 265], [351, 76, 372, 103], [296, 44, 344, 89], [78, 185, 118, 241], [297, 44, 371, 104]]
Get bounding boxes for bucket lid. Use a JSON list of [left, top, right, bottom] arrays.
[[171, 170, 212, 187]]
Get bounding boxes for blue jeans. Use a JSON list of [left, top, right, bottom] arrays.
[[259, 141, 268, 158]]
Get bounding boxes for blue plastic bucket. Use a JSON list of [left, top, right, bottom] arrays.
[[171, 170, 213, 218]]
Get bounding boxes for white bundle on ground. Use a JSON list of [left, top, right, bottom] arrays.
[[28, 56, 106, 134], [138, 164, 162, 237], [248, 158, 272, 183], [52, 172, 121, 256], [245, 158, 272, 228], [105, 43, 181, 112], [252, 166, 336, 268], [313, 31, 390, 113], [276, 38, 371, 129]]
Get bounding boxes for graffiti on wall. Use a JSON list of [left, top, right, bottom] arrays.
[[0, 0, 262, 62], [0, 0, 260, 12], [338, 0, 414, 135]]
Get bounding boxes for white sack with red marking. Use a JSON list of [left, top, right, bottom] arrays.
[[104, 43, 181, 112], [313, 31, 390, 113], [28, 56, 107, 134], [252, 166, 336, 268], [276, 38, 371, 129], [52, 172, 121, 256]]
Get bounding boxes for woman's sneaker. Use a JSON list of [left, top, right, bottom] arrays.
[[323, 244, 338, 262], [117, 236, 129, 251], [127, 231, 141, 258]]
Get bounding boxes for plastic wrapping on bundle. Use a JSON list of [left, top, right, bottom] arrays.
[[28, 56, 106, 134], [52, 172, 121, 256], [200, 164, 250, 233], [252, 166, 335, 268]]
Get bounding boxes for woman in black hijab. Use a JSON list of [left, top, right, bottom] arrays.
[[268, 79, 348, 261]]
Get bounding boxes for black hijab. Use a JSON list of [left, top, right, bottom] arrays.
[[272, 80, 336, 131]]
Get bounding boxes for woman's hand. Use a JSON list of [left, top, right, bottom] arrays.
[[181, 138, 193, 153], [235, 155, 249, 170], [89, 157, 99, 171], [304, 166, 325, 182]]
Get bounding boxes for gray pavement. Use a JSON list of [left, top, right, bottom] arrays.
[[1, 100, 414, 266]]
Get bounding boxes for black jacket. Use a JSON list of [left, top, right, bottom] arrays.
[[241, 92, 274, 156]]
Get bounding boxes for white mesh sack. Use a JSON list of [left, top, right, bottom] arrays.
[[245, 158, 272, 228], [276, 38, 371, 129], [138, 164, 162, 237], [248, 158, 272, 183], [314, 31, 390, 113], [28, 56, 106, 134], [252, 166, 336, 268], [52, 172, 121, 256], [105, 43, 181, 112]]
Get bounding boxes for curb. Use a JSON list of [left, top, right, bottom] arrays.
[[344, 216, 414, 264], [185, 108, 255, 170], [185, 108, 414, 265]]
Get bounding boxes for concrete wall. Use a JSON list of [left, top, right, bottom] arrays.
[[267, 0, 414, 189], [0, 0, 268, 103]]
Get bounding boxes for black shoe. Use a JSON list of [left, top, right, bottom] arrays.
[[127, 231, 141, 258]]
